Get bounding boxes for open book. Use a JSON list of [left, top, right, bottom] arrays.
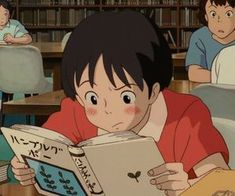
[[1, 125, 165, 196]]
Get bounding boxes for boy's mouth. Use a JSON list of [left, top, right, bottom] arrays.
[[218, 30, 225, 33], [112, 122, 123, 127]]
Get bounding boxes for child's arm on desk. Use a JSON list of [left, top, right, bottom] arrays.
[[3, 33, 32, 45]]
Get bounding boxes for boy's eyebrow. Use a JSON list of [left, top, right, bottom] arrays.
[[114, 83, 138, 91], [225, 5, 232, 8], [209, 4, 217, 8], [79, 80, 97, 87]]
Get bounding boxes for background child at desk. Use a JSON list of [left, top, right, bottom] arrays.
[[0, 0, 32, 44], [186, 0, 235, 83], [11, 10, 229, 196]]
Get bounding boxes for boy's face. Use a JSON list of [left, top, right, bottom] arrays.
[[75, 54, 157, 132], [205, 1, 235, 39], [0, 5, 9, 26]]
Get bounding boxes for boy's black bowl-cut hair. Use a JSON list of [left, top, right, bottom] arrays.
[[62, 10, 173, 100]]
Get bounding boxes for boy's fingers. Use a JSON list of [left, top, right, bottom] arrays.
[[14, 173, 35, 182], [165, 190, 183, 196], [148, 163, 183, 176], [12, 167, 34, 176], [20, 178, 36, 186], [151, 173, 183, 185], [156, 181, 189, 191], [11, 156, 28, 169]]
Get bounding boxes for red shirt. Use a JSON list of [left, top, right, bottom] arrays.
[[43, 89, 229, 179]]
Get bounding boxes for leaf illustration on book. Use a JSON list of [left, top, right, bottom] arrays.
[[58, 170, 77, 195], [135, 171, 141, 178], [44, 178, 50, 183], [50, 180, 55, 184], [127, 171, 141, 183], [39, 165, 57, 191], [40, 171, 47, 177], [127, 173, 135, 178], [40, 165, 45, 172], [59, 179, 65, 183], [58, 171, 63, 177]]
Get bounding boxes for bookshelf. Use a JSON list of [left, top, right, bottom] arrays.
[[10, 0, 201, 52]]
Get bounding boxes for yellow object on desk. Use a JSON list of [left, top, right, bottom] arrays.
[[181, 169, 235, 196]]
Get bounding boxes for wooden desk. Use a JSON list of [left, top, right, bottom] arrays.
[[31, 42, 62, 58], [2, 90, 64, 116], [172, 52, 186, 67]]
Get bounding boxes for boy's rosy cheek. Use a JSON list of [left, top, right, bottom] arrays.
[[124, 106, 141, 115], [86, 108, 97, 116]]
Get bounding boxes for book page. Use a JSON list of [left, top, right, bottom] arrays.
[[77, 130, 141, 147]]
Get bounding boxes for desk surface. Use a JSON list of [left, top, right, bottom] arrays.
[[31, 42, 63, 58]]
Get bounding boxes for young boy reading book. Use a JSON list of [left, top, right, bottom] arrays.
[[0, 0, 32, 44], [186, 0, 235, 83], [11, 10, 229, 195]]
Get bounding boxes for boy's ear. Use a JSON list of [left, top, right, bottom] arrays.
[[205, 14, 208, 22], [75, 94, 85, 108], [149, 82, 160, 104]]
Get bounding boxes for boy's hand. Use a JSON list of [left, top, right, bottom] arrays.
[[11, 156, 36, 186], [148, 163, 190, 196], [3, 33, 15, 44]]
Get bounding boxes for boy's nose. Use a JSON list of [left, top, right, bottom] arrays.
[[104, 99, 112, 114], [217, 15, 222, 22]]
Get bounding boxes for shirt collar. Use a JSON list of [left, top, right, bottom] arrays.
[[5, 20, 10, 28], [138, 91, 167, 141]]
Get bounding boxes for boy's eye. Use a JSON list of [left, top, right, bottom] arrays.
[[85, 91, 98, 105], [210, 11, 216, 17], [225, 10, 233, 17], [121, 91, 136, 104]]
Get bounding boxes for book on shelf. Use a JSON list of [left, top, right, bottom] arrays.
[[0, 160, 10, 185], [19, 0, 99, 5], [181, 29, 193, 48], [167, 30, 176, 47], [155, 8, 177, 27], [31, 30, 67, 42], [1, 125, 165, 196], [103, 0, 178, 5], [180, 0, 199, 5], [180, 8, 199, 27], [162, 30, 176, 48], [20, 8, 94, 27]]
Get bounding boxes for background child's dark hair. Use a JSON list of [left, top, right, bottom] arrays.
[[199, 0, 235, 25], [0, 0, 12, 15], [62, 10, 173, 100]]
